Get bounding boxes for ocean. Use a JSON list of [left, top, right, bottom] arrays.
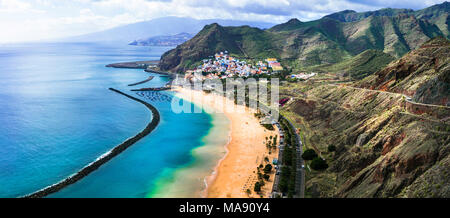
[[0, 42, 229, 198]]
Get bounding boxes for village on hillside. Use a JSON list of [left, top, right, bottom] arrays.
[[182, 51, 319, 83], [184, 51, 287, 81]]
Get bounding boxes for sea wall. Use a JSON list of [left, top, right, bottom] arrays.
[[106, 60, 159, 69], [131, 87, 171, 91], [128, 76, 154, 86], [23, 88, 160, 198], [145, 68, 178, 79]]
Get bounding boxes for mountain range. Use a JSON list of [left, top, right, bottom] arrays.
[[159, 1, 449, 73], [129, 32, 193, 46], [63, 16, 275, 43]]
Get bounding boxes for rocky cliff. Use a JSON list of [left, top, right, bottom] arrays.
[[359, 37, 450, 106], [279, 37, 450, 198]]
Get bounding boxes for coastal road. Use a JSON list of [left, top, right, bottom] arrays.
[[257, 101, 304, 198], [271, 124, 284, 196], [328, 83, 450, 109], [255, 103, 287, 197], [282, 116, 304, 198]]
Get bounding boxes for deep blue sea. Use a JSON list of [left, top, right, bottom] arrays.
[[0, 42, 228, 198]]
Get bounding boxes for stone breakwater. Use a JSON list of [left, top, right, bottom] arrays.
[[145, 69, 177, 79], [106, 61, 177, 89], [22, 88, 160, 198], [131, 87, 171, 91], [128, 76, 154, 86], [106, 60, 159, 69]]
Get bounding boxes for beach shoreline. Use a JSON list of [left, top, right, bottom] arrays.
[[174, 87, 279, 198], [200, 120, 232, 198]]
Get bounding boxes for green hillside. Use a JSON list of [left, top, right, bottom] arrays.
[[324, 8, 414, 22], [296, 2, 450, 43], [310, 49, 395, 79], [158, 23, 279, 72], [414, 1, 450, 38], [324, 1, 449, 38]]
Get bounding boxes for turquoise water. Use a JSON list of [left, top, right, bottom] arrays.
[[0, 42, 227, 198]]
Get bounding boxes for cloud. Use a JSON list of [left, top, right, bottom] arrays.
[[0, 0, 447, 43], [0, 0, 45, 13], [345, 0, 446, 10]]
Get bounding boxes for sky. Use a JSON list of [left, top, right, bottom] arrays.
[[0, 0, 447, 43]]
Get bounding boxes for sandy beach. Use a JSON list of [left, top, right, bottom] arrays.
[[174, 87, 279, 198]]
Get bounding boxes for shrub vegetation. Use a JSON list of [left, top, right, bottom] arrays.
[[310, 157, 328, 170], [302, 149, 318, 160]]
